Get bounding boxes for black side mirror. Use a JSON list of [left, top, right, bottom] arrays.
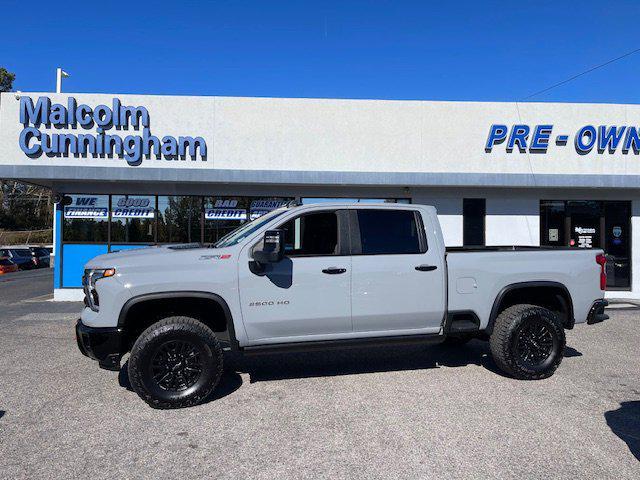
[[253, 229, 285, 265]]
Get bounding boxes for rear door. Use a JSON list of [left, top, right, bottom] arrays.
[[350, 208, 446, 334], [238, 209, 352, 343]]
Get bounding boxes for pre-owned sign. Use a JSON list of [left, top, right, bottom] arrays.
[[485, 124, 640, 154]]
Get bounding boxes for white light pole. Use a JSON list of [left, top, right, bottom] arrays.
[[52, 67, 69, 283], [55, 68, 70, 93]]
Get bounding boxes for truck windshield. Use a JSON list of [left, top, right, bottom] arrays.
[[214, 209, 287, 248]]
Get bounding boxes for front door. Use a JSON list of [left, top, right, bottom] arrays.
[[238, 209, 352, 343], [350, 208, 446, 334], [568, 201, 602, 249], [541, 200, 632, 290]]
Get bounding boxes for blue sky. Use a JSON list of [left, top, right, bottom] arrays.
[[1, 1, 639, 103]]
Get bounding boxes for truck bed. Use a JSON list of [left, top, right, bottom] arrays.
[[445, 246, 603, 329], [446, 245, 575, 252]]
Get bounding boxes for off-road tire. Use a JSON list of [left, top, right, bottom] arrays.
[[128, 316, 223, 409], [489, 304, 565, 380]]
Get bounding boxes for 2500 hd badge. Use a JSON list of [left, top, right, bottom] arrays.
[[249, 300, 290, 306]]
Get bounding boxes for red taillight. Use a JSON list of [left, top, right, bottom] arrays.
[[596, 254, 607, 291]]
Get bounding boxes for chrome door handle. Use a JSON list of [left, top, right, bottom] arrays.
[[322, 267, 347, 274], [415, 264, 437, 271]]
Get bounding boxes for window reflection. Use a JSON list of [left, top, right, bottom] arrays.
[[203, 197, 292, 243], [110, 195, 155, 243], [157, 196, 202, 243], [61, 194, 294, 245], [62, 194, 109, 242], [302, 197, 410, 204]]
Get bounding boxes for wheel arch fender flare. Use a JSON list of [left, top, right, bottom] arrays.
[[486, 281, 574, 335], [117, 291, 239, 349]]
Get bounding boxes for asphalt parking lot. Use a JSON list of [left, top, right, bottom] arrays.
[[0, 270, 638, 479]]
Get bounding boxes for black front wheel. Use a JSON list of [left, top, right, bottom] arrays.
[[489, 304, 565, 380], [128, 316, 223, 409]]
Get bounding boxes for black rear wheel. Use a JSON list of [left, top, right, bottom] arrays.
[[490, 304, 565, 380], [514, 319, 557, 370], [128, 316, 223, 409]]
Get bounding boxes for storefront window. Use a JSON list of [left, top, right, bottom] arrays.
[[540, 200, 631, 290], [463, 198, 486, 246], [203, 197, 249, 244], [302, 198, 410, 204], [157, 196, 202, 243], [62, 194, 109, 242], [110, 195, 156, 243], [540, 200, 566, 246], [203, 197, 292, 243], [249, 198, 291, 220]]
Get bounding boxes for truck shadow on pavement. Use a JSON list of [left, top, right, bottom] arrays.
[[605, 401, 640, 461], [117, 342, 583, 405], [225, 341, 583, 383]]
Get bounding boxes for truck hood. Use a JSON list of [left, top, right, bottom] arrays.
[[84, 244, 234, 270]]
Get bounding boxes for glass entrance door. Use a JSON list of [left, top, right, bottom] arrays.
[[567, 201, 602, 249], [604, 202, 631, 288], [540, 200, 631, 290]]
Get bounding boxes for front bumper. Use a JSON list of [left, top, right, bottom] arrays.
[[587, 299, 609, 325], [75, 319, 126, 371]]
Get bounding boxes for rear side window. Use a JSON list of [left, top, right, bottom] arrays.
[[356, 210, 425, 255]]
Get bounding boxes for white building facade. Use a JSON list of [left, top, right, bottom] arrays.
[[0, 92, 638, 300]]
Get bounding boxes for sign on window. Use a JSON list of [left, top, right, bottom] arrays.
[[112, 197, 155, 219], [64, 196, 108, 219]]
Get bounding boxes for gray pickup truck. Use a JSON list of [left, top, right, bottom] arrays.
[[76, 202, 608, 408]]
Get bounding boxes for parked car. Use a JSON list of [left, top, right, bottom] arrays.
[[0, 257, 19, 275], [0, 247, 37, 270], [76, 203, 607, 409], [29, 247, 51, 268]]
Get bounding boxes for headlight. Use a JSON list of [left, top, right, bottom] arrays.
[[83, 268, 115, 312]]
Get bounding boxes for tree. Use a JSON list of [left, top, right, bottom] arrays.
[[0, 67, 15, 93], [0, 68, 53, 242]]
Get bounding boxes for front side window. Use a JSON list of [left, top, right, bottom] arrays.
[[357, 209, 424, 255], [63, 194, 109, 242], [279, 211, 339, 256]]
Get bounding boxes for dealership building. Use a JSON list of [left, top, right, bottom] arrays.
[[0, 92, 639, 300]]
